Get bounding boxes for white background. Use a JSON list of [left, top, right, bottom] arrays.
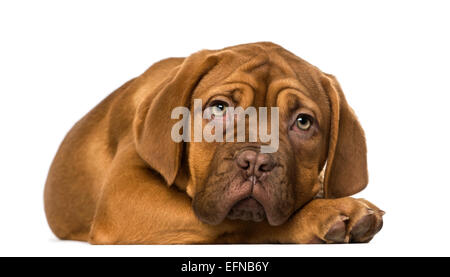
[[1, 0, 449, 257]]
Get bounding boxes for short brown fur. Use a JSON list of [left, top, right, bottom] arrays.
[[44, 42, 383, 244]]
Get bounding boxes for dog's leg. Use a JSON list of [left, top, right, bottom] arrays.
[[88, 144, 225, 244], [277, 197, 384, 243]]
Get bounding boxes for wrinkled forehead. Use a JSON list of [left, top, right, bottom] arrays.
[[192, 43, 330, 118]]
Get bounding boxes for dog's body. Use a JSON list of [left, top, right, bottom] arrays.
[[44, 42, 383, 244]]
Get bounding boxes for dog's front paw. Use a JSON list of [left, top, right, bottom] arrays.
[[300, 198, 384, 244]]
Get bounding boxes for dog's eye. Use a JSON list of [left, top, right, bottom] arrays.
[[296, 114, 312, 130], [210, 101, 228, 117]]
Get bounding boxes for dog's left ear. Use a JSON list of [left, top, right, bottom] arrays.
[[133, 50, 219, 186], [322, 73, 368, 198]]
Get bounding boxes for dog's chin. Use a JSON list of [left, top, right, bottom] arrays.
[[226, 197, 266, 222]]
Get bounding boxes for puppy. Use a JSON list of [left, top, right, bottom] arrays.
[[44, 42, 384, 244]]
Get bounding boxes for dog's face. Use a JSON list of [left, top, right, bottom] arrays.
[[187, 53, 331, 226], [135, 42, 368, 227]]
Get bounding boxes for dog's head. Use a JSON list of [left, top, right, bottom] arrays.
[[134, 42, 367, 226]]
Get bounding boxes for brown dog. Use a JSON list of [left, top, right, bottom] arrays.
[[44, 42, 384, 244]]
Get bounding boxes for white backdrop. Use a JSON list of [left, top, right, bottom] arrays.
[[1, 0, 449, 257]]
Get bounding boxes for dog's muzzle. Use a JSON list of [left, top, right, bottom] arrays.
[[225, 149, 275, 222]]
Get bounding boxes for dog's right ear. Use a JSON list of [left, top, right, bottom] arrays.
[[133, 50, 219, 186], [321, 73, 369, 198]]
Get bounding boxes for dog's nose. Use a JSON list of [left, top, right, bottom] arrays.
[[236, 150, 275, 177]]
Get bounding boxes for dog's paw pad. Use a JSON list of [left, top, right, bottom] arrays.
[[350, 214, 375, 242], [324, 216, 348, 243]]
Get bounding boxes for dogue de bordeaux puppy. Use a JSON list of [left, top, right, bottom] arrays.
[[44, 42, 384, 244]]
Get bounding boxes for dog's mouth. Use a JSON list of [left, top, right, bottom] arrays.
[[193, 175, 294, 226], [226, 196, 266, 222]]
